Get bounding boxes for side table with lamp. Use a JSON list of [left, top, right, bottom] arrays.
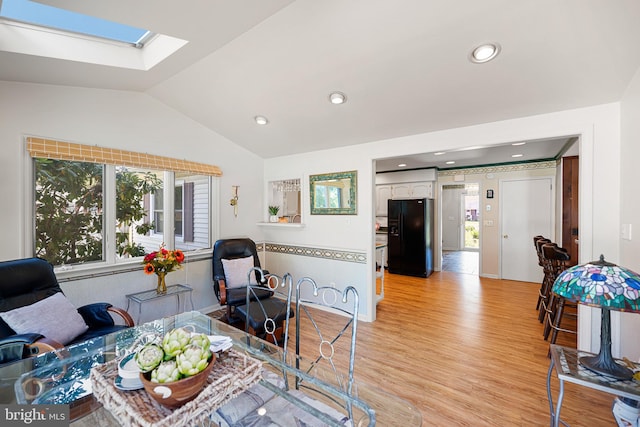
[[546, 255, 640, 427]]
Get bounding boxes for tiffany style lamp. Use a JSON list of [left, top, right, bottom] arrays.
[[552, 255, 640, 380]]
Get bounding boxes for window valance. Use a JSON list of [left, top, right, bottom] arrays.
[[26, 137, 222, 177]]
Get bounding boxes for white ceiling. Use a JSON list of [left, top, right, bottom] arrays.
[[375, 137, 576, 172], [2, 0, 640, 171]]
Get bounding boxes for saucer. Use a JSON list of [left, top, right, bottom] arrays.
[[118, 353, 141, 379], [114, 375, 144, 391]]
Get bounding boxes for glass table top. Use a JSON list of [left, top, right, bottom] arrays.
[[1, 311, 422, 426]]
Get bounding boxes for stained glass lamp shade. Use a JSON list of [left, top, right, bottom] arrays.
[[552, 255, 640, 380]]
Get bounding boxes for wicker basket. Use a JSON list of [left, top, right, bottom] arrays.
[[91, 349, 262, 427]]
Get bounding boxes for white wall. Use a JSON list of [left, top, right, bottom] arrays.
[[619, 66, 640, 360], [437, 164, 557, 277], [0, 81, 265, 315], [263, 148, 374, 319], [265, 103, 623, 349], [0, 80, 632, 355]]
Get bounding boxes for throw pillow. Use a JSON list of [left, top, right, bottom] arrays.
[[221, 256, 258, 288], [0, 292, 89, 345]]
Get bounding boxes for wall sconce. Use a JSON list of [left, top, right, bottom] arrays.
[[230, 186, 239, 217]]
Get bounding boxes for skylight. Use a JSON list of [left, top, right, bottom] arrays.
[[0, 0, 188, 70], [0, 0, 151, 46]]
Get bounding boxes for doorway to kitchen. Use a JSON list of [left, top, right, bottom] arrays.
[[441, 183, 479, 275]]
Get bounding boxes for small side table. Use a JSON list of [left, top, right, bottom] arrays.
[[126, 284, 195, 324], [547, 344, 640, 427]]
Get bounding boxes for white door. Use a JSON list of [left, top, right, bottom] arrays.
[[442, 186, 464, 250], [500, 177, 553, 282]]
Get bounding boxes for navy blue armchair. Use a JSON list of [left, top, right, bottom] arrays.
[[0, 257, 134, 365]]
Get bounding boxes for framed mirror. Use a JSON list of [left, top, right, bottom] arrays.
[[310, 170, 357, 215]]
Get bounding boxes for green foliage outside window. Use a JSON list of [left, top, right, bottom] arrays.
[[35, 159, 162, 265], [115, 168, 162, 257], [35, 158, 104, 265]]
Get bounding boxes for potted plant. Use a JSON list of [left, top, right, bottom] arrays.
[[268, 205, 280, 222]]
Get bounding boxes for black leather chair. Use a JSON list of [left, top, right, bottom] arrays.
[[212, 238, 274, 324], [234, 268, 293, 346], [0, 257, 134, 365]]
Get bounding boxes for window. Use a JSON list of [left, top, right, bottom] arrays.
[[0, 1, 187, 70], [175, 184, 183, 238], [150, 183, 182, 236], [315, 184, 343, 209], [0, 0, 152, 46], [174, 174, 209, 250], [115, 167, 162, 258], [34, 158, 105, 265], [28, 137, 220, 268], [152, 187, 164, 234]]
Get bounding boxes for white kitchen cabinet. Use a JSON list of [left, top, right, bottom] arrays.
[[390, 181, 433, 199], [408, 182, 433, 198], [376, 185, 392, 216], [376, 182, 434, 216], [391, 183, 411, 198]]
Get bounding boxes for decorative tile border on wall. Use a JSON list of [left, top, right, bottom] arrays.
[[264, 243, 367, 264], [438, 160, 557, 177]]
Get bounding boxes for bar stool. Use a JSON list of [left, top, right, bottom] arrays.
[[541, 243, 576, 342], [537, 238, 554, 322], [534, 236, 551, 312]]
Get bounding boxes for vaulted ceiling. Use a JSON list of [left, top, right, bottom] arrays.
[[2, 0, 639, 168]]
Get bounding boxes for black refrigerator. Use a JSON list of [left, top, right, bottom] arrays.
[[387, 198, 434, 278]]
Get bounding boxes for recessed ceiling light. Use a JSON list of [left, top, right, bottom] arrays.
[[254, 115, 269, 125], [329, 91, 347, 104], [446, 161, 455, 165], [434, 152, 446, 156], [512, 154, 523, 158], [459, 145, 484, 151], [512, 142, 526, 146], [398, 163, 407, 167], [469, 43, 501, 63]]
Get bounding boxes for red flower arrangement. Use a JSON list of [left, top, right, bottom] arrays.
[[143, 244, 185, 275]]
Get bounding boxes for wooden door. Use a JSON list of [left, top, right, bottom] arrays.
[[562, 156, 579, 266]]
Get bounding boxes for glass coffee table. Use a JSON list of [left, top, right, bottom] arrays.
[[1, 311, 422, 426]]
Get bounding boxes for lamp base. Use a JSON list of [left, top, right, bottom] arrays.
[[579, 355, 633, 381]]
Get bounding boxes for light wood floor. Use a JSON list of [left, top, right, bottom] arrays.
[[296, 271, 616, 426]]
